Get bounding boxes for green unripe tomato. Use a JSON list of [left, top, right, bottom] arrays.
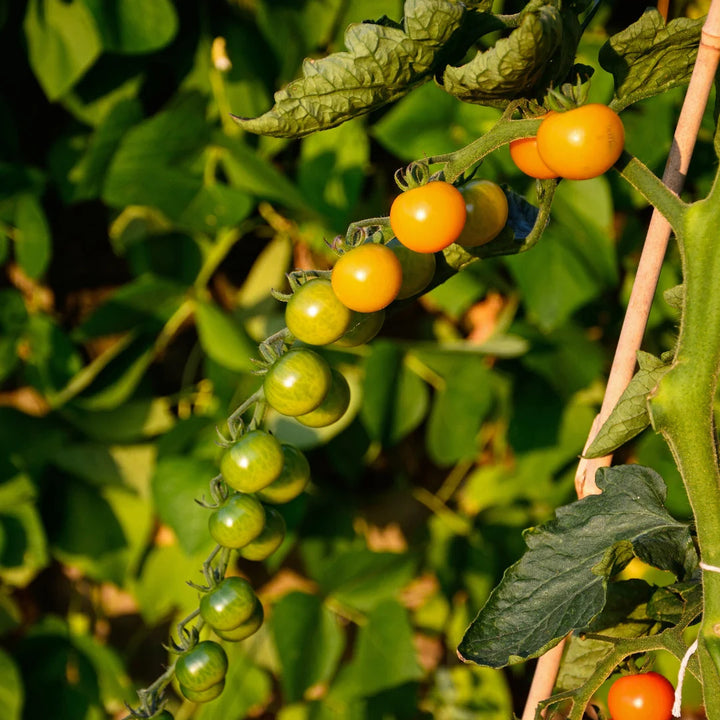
[[285, 278, 353, 345], [175, 641, 228, 692], [220, 430, 284, 493], [296, 369, 350, 428], [179, 679, 225, 703], [208, 493, 266, 549], [199, 577, 258, 631], [263, 348, 332, 416], [214, 599, 264, 642], [256, 444, 310, 504], [388, 239, 436, 299], [238, 506, 286, 561], [333, 310, 385, 347]]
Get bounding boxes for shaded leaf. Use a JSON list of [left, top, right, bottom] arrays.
[[583, 351, 669, 458], [0, 648, 23, 720], [599, 9, 703, 111], [233, 0, 468, 138], [457, 465, 697, 667], [647, 580, 702, 625], [14, 194, 51, 279], [194, 299, 257, 373]]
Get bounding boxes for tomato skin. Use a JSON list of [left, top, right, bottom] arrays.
[[208, 492, 266, 549], [296, 368, 350, 428], [536, 104, 625, 180], [175, 641, 228, 692], [331, 243, 402, 313], [214, 599, 264, 642], [285, 278, 352, 345], [238, 505, 286, 560], [199, 577, 257, 631], [607, 672, 674, 720], [263, 348, 332, 416], [179, 679, 225, 702], [333, 310, 385, 347], [220, 430, 284, 493], [510, 136, 558, 179], [256, 444, 310, 504], [387, 239, 436, 299], [455, 180, 509, 248], [390, 181, 466, 253]]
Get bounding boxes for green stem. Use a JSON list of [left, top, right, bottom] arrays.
[[648, 175, 720, 717], [615, 152, 688, 233]]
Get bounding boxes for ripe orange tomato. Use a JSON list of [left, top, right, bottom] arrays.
[[510, 138, 558, 179], [331, 243, 402, 313], [607, 672, 674, 720], [455, 180, 509, 248], [389, 181, 467, 253], [536, 104, 625, 180]]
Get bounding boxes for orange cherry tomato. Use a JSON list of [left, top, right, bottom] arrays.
[[607, 672, 674, 720], [331, 243, 402, 313], [510, 137, 558, 179], [536, 104, 625, 180], [389, 181, 467, 253]]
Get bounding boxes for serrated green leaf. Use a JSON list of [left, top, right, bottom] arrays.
[[457, 465, 697, 668], [14, 194, 51, 279], [583, 351, 669, 459], [271, 592, 345, 702], [233, 0, 468, 138], [23, 0, 102, 101], [442, 0, 566, 105], [599, 9, 703, 111], [664, 283, 683, 311]]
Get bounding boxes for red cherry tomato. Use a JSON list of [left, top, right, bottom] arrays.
[[607, 672, 675, 720]]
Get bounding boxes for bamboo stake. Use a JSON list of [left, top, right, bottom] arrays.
[[521, 3, 720, 717]]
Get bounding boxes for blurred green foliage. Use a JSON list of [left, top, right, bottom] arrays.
[[0, 0, 712, 718]]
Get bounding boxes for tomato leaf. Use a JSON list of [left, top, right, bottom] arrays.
[[442, 0, 579, 107], [599, 9, 703, 112], [583, 351, 670, 459], [457, 465, 697, 668], [232, 0, 471, 138], [647, 580, 702, 625], [14, 194, 51, 279]]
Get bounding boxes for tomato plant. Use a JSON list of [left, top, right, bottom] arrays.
[[208, 493, 266, 549], [387, 239, 436, 299], [607, 672, 675, 720], [454, 180, 509, 248], [175, 641, 228, 692], [220, 430, 284, 493], [296, 368, 350, 428], [536, 104, 625, 180], [389, 181, 467, 253], [199, 577, 258, 631], [285, 277, 353, 345], [238, 505, 286, 560], [331, 242, 402, 312], [256, 444, 311, 504], [263, 348, 332, 416]]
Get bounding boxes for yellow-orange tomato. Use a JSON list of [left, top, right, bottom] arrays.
[[331, 243, 402, 313], [510, 136, 559, 179], [389, 181, 467, 253], [455, 180, 509, 248], [536, 104, 625, 180]]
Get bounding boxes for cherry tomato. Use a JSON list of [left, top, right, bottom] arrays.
[[510, 134, 558, 179], [257, 444, 310, 504], [285, 278, 352, 345], [238, 505, 286, 560], [387, 239, 436, 299], [175, 640, 228, 692], [263, 348, 332, 416], [455, 180, 509, 248], [179, 679, 225, 703], [296, 368, 350, 428], [331, 243, 402, 313], [220, 430, 284, 493], [536, 104, 625, 180], [208, 492, 266, 549], [607, 672, 674, 720], [214, 599, 264, 642], [333, 310, 385, 347], [199, 577, 257, 631], [389, 181, 466, 253]]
